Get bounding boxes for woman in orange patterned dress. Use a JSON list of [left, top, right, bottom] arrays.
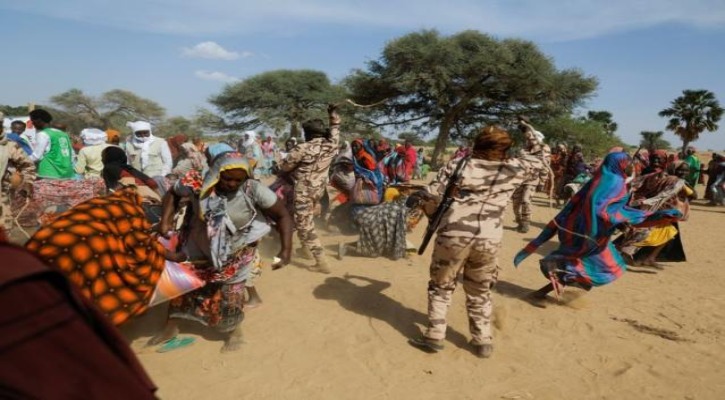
[[25, 187, 186, 326]]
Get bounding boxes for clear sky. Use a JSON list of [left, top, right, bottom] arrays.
[[2, 0, 724, 150]]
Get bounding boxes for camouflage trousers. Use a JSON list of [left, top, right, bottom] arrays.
[[512, 184, 535, 223], [0, 191, 13, 232], [424, 235, 500, 346], [293, 190, 324, 257]]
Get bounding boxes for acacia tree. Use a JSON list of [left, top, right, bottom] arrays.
[[639, 131, 670, 152], [155, 116, 203, 138], [586, 110, 618, 136], [209, 69, 348, 137], [49, 89, 165, 133], [344, 30, 597, 167], [659, 89, 723, 155]]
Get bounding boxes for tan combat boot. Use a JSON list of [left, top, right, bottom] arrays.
[[295, 247, 313, 260], [313, 254, 331, 274]]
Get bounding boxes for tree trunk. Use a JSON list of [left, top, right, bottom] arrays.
[[431, 116, 454, 170], [681, 139, 689, 159]]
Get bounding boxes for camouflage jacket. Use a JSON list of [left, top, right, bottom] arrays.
[[279, 121, 340, 197], [0, 139, 36, 196], [428, 155, 543, 240], [521, 142, 551, 186]]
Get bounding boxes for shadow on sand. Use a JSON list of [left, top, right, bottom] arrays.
[[494, 280, 541, 304], [313, 274, 470, 350]]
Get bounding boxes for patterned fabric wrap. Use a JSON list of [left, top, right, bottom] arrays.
[[352, 198, 408, 260], [169, 281, 246, 333], [168, 251, 261, 332], [19, 178, 106, 226], [24, 188, 167, 325], [514, 152, 682, 287]]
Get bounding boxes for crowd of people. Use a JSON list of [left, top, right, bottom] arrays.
[[0, 105, 723, 396]]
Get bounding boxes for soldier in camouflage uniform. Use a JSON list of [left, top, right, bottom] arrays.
[[0, 118, 36, 235], [511, 118, 551, 233], [279, 105, 340, 273], [409, 125, 543, 358]]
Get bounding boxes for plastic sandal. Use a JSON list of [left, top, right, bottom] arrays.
[[156, 336, 196, 353]]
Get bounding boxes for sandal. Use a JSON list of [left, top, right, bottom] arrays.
[[156, 336, 196, 353]]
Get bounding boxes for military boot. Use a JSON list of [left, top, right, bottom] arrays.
[[295, 247, 313, 260], [472, 343, 494, 359], [313, 254, 331, 274], [516, 221, 530, 233]]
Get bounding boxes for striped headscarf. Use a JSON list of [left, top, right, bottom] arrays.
[[514, 152, 681, 287]]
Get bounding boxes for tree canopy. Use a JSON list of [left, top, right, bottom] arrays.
[[659, 89, 723, 154], [585, 110, 618, 136], [155, 116, 203, 138], [639, 131, 670, 152], [48, 89, 165, 133], [209, 69, 348, 137], [344, 29, 598, 166], [0, 104, 31, 117], [536, 115, 625, 158]]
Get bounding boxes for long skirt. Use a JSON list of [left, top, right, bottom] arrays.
[[352, 199, 408, 260], [168, 281, 245, 333], [168, 249, 260, 333]]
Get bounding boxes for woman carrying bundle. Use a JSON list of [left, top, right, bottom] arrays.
[[150, 151, 293, 352]]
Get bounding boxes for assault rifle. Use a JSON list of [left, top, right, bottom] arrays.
[[418, 156, 470, 255]]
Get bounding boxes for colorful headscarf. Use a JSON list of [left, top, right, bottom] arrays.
[[643, 150, 668, 174], [352, 139, 377, 171], [352, 139, 384, 201], [514, 152, 681, 287], [376, 139, 391, 157], [206, 143, 235, 162], [105, 129, 120, 144], [199, 151, 252, 199]]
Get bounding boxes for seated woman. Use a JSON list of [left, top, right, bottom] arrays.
[[324, 142, 355, 228], [24, 186, 186, 326], [102, 146, 164, 223], [337, 188, 418, 261], [337, 140, 419, 260], [150, 151, 292, 353], [514, 152, 682, 303], [618, 159, 692, 267]]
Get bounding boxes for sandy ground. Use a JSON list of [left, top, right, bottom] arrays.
[[119, 183, 725, 400]]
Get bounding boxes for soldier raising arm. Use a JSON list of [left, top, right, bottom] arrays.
[[278, 105, 341, 273]]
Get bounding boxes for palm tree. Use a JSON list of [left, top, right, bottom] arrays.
[[639, 130, 670, 152], [659, 89, 723, 155]]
